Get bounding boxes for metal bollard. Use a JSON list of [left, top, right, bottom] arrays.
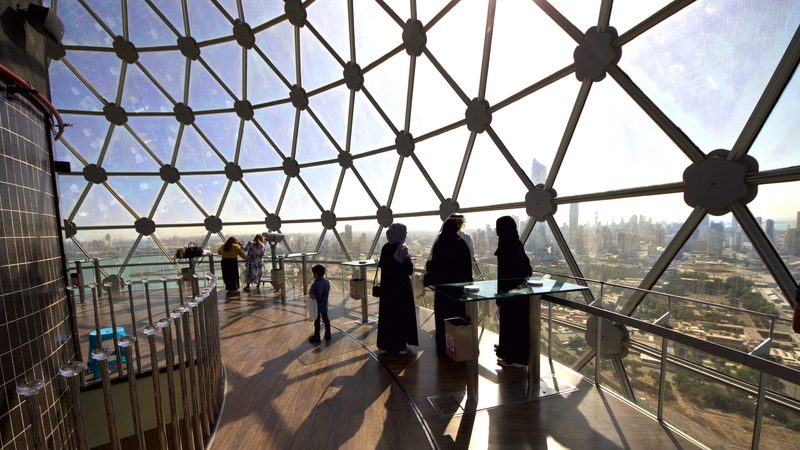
[[161, 276, 170, 321], [144, 325, 168, 450], [89, 283, 103, 350], [125, 281, 142, 371], [194, 296, 213, 431], [104, 283, 125, 377], [91, 347, 122, 450], [187, 300, 210, 437], [158, 319, 182, 449], [16, 379, 47, 450], [171, 308, 196, 450], [93, 258, 102, 300], [177, 274, 185, 306], [142, 278, 154, 325], [59, 361, 89, 450], [75, 260, 86, 303], [119, 337, 145, 450]]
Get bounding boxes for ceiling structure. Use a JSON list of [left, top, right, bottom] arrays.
[[49, 0, 799, 315]]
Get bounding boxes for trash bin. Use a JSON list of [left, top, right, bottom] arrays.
[[349, 278, 364, 299], [444, 317, 473, 362]]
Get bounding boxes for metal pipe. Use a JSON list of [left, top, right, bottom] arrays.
[[170, 308, 196, 450], [104, 283, 125, 377], [658, 337, 669, 422], [192, 298, 212, 434], [158, 318, 182, 449], [595, 315, 602, 387], [142, 278, 154, 325], [16, 379, 46, 450], [125, 281, 142, 371], [91, 348, 122, 450], [119, 337, 145, 450], [528, 294, 542, 398], [144, 325, 169, 450], [94, 258, 102, 300], [182, 304, 205, 446], [89, 283, 103, 350], [547, 302, 553, 361], [177, 274, 186, 306], [59, 361, 89, 450], [75, 260, 86, 303], [161, 276, 170, 319]]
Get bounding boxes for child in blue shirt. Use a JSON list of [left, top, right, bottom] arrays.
[[308, 264, 331, 343]]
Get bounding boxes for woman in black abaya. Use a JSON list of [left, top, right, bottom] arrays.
[[494, 216, 533, 367], [377, 223, 419, 354]]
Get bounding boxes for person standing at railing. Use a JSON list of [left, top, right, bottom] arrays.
[[243, 234, 266, 294], [218, 237, 246, 296], [494, 215, 533, 368], [377, 223, 418, 355], [425, 217, 472, 357]]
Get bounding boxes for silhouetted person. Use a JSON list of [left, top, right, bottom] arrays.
[[426, 218, 472, 357], [377, 223, 419, 354], [494, 216, 532, 367], [218, 237, 246, 295], [243, 234, 265, 293]]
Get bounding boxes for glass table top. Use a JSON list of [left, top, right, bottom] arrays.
[[279, 252, 318, 258], [430, 278, 589, 302], [341, 259, 377, 267]]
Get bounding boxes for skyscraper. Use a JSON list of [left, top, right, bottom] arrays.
[[766, 219, 775, 242], [531, 158, 547, 186], [569, 203, 579, 242]]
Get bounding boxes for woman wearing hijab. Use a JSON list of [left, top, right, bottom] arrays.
[[494, 216, 533, 367], [426, 217, 472, 357], [377, 223, 419, 354]]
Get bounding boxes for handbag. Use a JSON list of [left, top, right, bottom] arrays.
[[184, 242, 204, 258], [371, 266, 381, 297], [306, 297, 318, 322]]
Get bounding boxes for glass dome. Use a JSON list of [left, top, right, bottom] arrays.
[[50, 0, 800, 319]]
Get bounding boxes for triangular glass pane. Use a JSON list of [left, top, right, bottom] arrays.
[[201, 40, 243, 96], [458, 133, 529, 209], [53, 141, 81, 172], [188, 0, 235, 41], [59, 0, 113, 46], [417, 1, 452, 26], [126, 116, 179, 165], [58, 114, 110, 164], [410, 55, 470, 136], [242, 1, 283, 25], [424, 0, 485, 99], [610, 0, 673, 35], [144, 0, 184, 35], [219, 182, 267, 223], [122, 63, 175, 112], [646, 212, 780, 349], [175, 125, 226, 171], [105, 176, 163, 218], [412, 128, 469, 201], [253, 103, 296, 157], [523, 215, 572, 274], [57, 175, 88, 218], [306, 0, 350, 63], [243, 171, 286, 213], [238, 122, 284, 169], [295, 112, 340, 163], [545, 0, 598, 35], [152, 184, 206, 224], [194, 113, 240, 162], [137, 51, 186, 103], [103, 126, 161, 172], [74, 184, 135, 226], [335, 168, 380, 218], [350, 90, 396, 154], [188, 60, 233, 111], [334, 220, 378, 259], [353, 0, 402, 66], [64, 51, 121, 103], [747, 181, 800, 289], [125, 235, 172, 271], [308, 84, 350, 151], [319, 229, 347, 260], [487, 1, 576, 104], [300, 26, 342, 91], [67, 229, 138, 264], [127, 0, 180, 47], [361, 52, 407, 133], [246, 45, 290, 104], [280, 225, 322, 252], [748, 69, 800, 171], [300, 164, 342, 212], [180, 174, 227, 216], [621, 1, 800, 153], [277, 178, 322, 220], [390, 157, 442, 214], [553, 78, 688, 197], [489, 75, 578, 187], [351, 151, 397, 206], [83, 0, 122, 36], [49, 59, 105, 111], [258, 20, 296, 84]]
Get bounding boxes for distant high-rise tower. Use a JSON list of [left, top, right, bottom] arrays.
[[531, 158, 547, 185], [344, 224, 353, 250], [766, 219, 775, 242], [569, 203, 579, 240], [105, 233, 112, 246]]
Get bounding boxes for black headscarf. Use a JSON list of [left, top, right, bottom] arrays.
[[427, 218, 472, 285], [495, 216, 531, 292]]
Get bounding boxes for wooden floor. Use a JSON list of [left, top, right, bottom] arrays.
[[210, 289, 702, 450]]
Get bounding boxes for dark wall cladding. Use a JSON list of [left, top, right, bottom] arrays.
[[0, 93, 76, 448]]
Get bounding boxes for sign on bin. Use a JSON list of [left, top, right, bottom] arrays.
[[445, 317, 473, 362]]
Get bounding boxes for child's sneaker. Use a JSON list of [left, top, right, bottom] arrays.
[[308, 335, 321, 344]]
